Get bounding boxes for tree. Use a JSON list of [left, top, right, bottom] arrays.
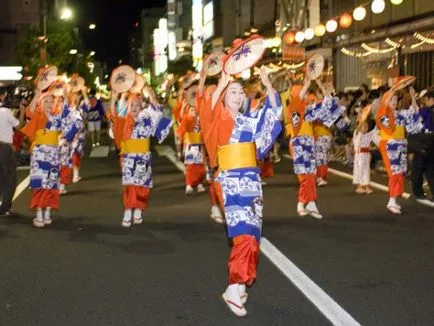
[[16, 20, 96, 86]]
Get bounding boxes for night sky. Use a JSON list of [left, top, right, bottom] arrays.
[[69, 0, 166, 70]]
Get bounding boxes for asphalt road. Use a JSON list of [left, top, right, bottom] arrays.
[[2, 141, 434, 326]]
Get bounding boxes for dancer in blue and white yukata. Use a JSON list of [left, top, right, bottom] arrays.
[[110, 92, 173, 227], [200, 67, 282, 317]]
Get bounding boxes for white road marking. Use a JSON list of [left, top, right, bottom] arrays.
[[159, 145, 362, 324], [283, 155, 433, 208], [13, 175, 30, 201], [327, 168, 434, 207], [89, 146, 109, 158], [260, 237, 361, 326], [16, 166, 30, 171], [155, 145, 186, 172]]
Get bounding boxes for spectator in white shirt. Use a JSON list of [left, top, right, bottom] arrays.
[[0, 88, 25, 216]]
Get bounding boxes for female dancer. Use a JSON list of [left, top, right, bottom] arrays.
[[201, 67, 282, 317]]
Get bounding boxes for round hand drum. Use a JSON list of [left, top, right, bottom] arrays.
[[110, 65, 136, 93], [70, 75, 85, 93], [223, 35, 266, 75], [35, 65, 58, 91], [204, 51, 225, 76], [186, 85, 198, 107], [391, 76, 415, 91], [306, 54, 324, 80], [130, 74, 146, 94]]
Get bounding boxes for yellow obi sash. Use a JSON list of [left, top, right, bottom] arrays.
[[33, 130, 60, 146], [380, 125, 405, 141], [313, 124, 332, 137], [121, 138, 150, 154], [184, 132, 203, 145], [217, 142, 257, 171], [285, 121, 313, 137]]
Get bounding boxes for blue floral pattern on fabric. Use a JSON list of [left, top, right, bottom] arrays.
[[291, 97, 344, 175], [384, 107, 423, 175], [217, 91, 282, 241], [30, 108, 81, 190], [122, 106, 173, 187]]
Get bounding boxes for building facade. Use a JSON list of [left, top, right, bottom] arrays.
[[0, 0, 40, 65]]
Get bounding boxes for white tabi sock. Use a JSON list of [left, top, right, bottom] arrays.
[[133, 209, 142, 220], [73, 167, 79, 179], [297, 202, 305, 211], [36, 208, 43, 221], [123, 209, 132, 222], [59, 184, 65, 192], [306, 201, 319, 212], [45, 207, 51, 220], [388, 197, 397, 206]]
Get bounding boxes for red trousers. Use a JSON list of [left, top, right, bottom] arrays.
[[297, 174, 317, 204], [316, 165, 328, 180], [208, 181, 219, 206], [260, 161, 274, 179], [185, 163, 206, 187], [388, 174, 405, 198], [72, 153, 81, 168], [213, 181, 260, 285], [60, 166, 72, 185], [379, 140, 405, 197], [30, 189, 60, 209], [123, 185, 150, 210], [228, 235, 260, 286]]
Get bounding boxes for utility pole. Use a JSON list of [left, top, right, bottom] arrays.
[[40, 0, 47, 66]]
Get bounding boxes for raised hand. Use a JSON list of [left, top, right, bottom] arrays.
[[259, 66, 272, 90]]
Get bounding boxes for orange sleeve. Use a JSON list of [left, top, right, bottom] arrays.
[[176, 115, 194, 139], [21, 110, 47, 141]]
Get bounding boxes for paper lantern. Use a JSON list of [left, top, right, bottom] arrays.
[[295, 31, 305, 43], [353, 6, 367, 21], [284, 30, 296, 45], [326, 19, 338, 33], [339, 13, 353, 28], [371, 0, 385, 13], [314, 24, 326, 37], [390, 0, 403, 4], [304, 28, 315, 40]]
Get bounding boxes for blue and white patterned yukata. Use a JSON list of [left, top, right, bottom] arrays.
[[183, 118, 204, 165], [122, 105, 173, 188], [216, 92, 282, 241], [381, 106, 423, 175], [59, 105, 84, 170], [72, 102, 88, 160], [291, 97, 345, 175], [30, 109, 81, 190]]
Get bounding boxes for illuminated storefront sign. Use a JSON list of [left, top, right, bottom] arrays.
[[203, 0, 214, 40], [0, 66, 23, 81], [153, 19, 169, 75]]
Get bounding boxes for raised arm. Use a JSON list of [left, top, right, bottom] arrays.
[[145, 86, 159, 108], [259, 65, 277, 109], [110, 90, 119, 116], [299, 76, 311, 101], [197, 65, 207, 97], [81, 86, 89, 105], [409, 87, 418, 112], [27, 89, 41, 115], [211, 71, 230, 111], [316, 79, 330, 98]]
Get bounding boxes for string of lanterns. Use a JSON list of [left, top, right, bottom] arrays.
[[289, 0, 403, 43], [342, 32, 434, 57], [414, 32, 434, 44]]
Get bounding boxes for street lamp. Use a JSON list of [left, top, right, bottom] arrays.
[[60, 7, 73, 20], [90, 51, 95, 56], [69, 49, 78, 54], [89, 24, 96, 30]]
